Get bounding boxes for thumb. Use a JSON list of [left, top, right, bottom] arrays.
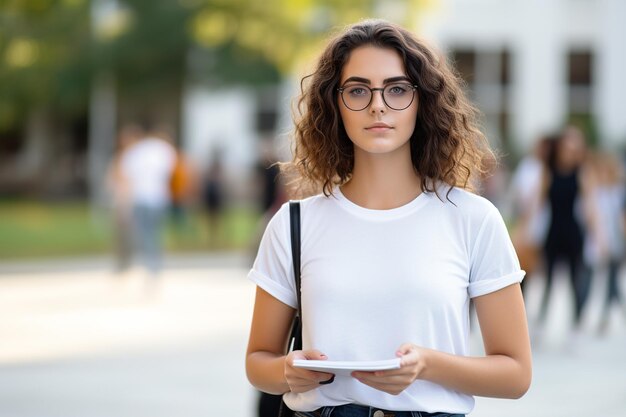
[[396, 343, 415, 357], [396, 343, 417, 366], [303, 349, 328, 360]]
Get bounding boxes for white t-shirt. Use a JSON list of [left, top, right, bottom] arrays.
[[248, 185, 524, 413], [585, 185, 626, 262], [509, 156, 549, 244], [120, 138, 176, 208]]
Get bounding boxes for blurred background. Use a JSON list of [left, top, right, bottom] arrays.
[[1, 0, 625, 416]]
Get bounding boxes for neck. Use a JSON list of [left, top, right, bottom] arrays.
[[340, 143, 422, 210]]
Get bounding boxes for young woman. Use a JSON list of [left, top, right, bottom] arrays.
[[246, 20, 531, 417], [537, 126, 595, 341]]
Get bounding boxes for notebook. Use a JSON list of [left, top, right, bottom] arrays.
[[293, 358, 402, 376]]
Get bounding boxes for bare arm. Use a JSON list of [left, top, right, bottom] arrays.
[[422, 283, 531, 398], [246, 287, 333, 394], [354, 283, 532, 398]]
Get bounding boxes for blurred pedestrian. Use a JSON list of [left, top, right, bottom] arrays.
[[169, 146, 198, 233], [105, 124, 142, 274], [585, 151, 626, 334], [119, 127, 176, 281], [249, 138, 288, 259], [257, 139, 287, 216], [536, 126, 598, 342], [477, 153, 508, 210], [508, 135, 554, 292], [202, 148, 226, 249]]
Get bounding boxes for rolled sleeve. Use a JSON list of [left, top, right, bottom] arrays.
[[247, 203, 297, 307], [468, 270, 525, 298], [469, 203, 525, 298], [248, 268, 297, 309]]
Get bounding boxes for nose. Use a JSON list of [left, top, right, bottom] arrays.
[[369, 89, 386, 114]]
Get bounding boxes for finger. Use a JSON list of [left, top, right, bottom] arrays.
[[370, 369, 406, 378], [352, 372, 412, 385], [289, 381, 316, 390], [289, 375, 331, 390], [352, 369, 411, 379], [319, 375, 335, 385], [352, 370, 386, 379], [289, 366, 334, 381], [311, 370, 334, 381], [303, 350, 328, 360], [288, 367, 334, 382], [286, 350, 307, 363], [396, 343, 415, 356], [290, 379, 323, 388], [395, 345, 419, 367], [286, 350, 328, 367]]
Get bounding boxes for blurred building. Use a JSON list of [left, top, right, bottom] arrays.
[[180, 84, 288, 203], [419, 0, 626, 154], [178, 0, 626, 200], [2, 0, 625, 200]]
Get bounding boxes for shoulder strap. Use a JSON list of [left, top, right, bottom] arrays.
[[288, 200, 302, 351]]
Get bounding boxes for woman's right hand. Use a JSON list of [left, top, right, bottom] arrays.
[[284, 350, 335, 393]]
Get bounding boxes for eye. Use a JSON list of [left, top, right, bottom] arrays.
[[346, 85, 369, 96], [386, 84, 410, 95]]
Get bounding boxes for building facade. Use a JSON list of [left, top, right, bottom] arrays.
[[419, 0, 626, 155]]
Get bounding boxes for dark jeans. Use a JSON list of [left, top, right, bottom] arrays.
[[600, 258, 624, 322], [606, 258, 623, 306], [132, 204, 166, 274], [540, 248, 591, 326], [294, 403, 465, 417]]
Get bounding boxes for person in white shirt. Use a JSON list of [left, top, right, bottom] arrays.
[[119, 132, 176, 276], [507, 135, 554, 292], [584, 152, 626, 334], [246, 20, 531, 417]]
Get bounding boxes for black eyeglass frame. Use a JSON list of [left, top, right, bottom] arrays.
[[336, 83, 418, 111]]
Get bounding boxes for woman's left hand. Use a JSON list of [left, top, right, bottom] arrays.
[[351, 343, 428, 395]]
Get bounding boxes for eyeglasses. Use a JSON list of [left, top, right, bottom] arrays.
[[337, 83, 418, 111]]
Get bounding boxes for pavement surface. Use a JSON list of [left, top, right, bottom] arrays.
[[0, 253, 625, 417]]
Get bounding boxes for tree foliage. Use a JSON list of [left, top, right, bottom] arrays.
[[0, 0, 92, 129], [0, 0, 418, 132]]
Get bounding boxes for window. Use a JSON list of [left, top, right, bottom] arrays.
[[567, 49, 596, 144], [451, 50, 475, 85], [449, 47, 512, 151], [568, 51, 592, 85]]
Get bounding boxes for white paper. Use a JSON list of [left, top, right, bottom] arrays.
[[292, 358, 401, 376]]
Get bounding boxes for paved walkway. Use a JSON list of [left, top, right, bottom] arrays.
[[0, 253, 624, 417]]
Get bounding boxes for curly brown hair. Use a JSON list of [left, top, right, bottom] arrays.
[[283, 19, 493, 198]]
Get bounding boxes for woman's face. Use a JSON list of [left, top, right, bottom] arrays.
[[337, 45, 418, 157], [557, 127, 586, 169]]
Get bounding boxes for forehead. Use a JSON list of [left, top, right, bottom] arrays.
[[340, 45, 406, 83]]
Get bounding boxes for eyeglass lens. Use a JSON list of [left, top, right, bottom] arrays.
[[341, 83, 415, 111]]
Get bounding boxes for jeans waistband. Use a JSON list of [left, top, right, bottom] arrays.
[[303, 403, 465, 417]]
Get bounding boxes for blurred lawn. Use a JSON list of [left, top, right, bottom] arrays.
[[0, 200, 261, 260]]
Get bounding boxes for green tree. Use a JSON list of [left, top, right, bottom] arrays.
[[0, 0, 92, 131], [1, 0, 421, 132], [0, 0, 421, 199]]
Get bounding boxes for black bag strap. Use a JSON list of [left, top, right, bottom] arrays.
[[289, 200, 302, 351], [276, 202, 301, 417]]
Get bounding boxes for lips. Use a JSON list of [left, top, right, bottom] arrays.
[[365, 123, 392, 130]]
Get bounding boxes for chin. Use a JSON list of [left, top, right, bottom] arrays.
[[367, 138, 408, 152], [359, 145, 405, 155]]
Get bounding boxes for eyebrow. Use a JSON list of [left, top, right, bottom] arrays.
[[342, 76, 411, 85]]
